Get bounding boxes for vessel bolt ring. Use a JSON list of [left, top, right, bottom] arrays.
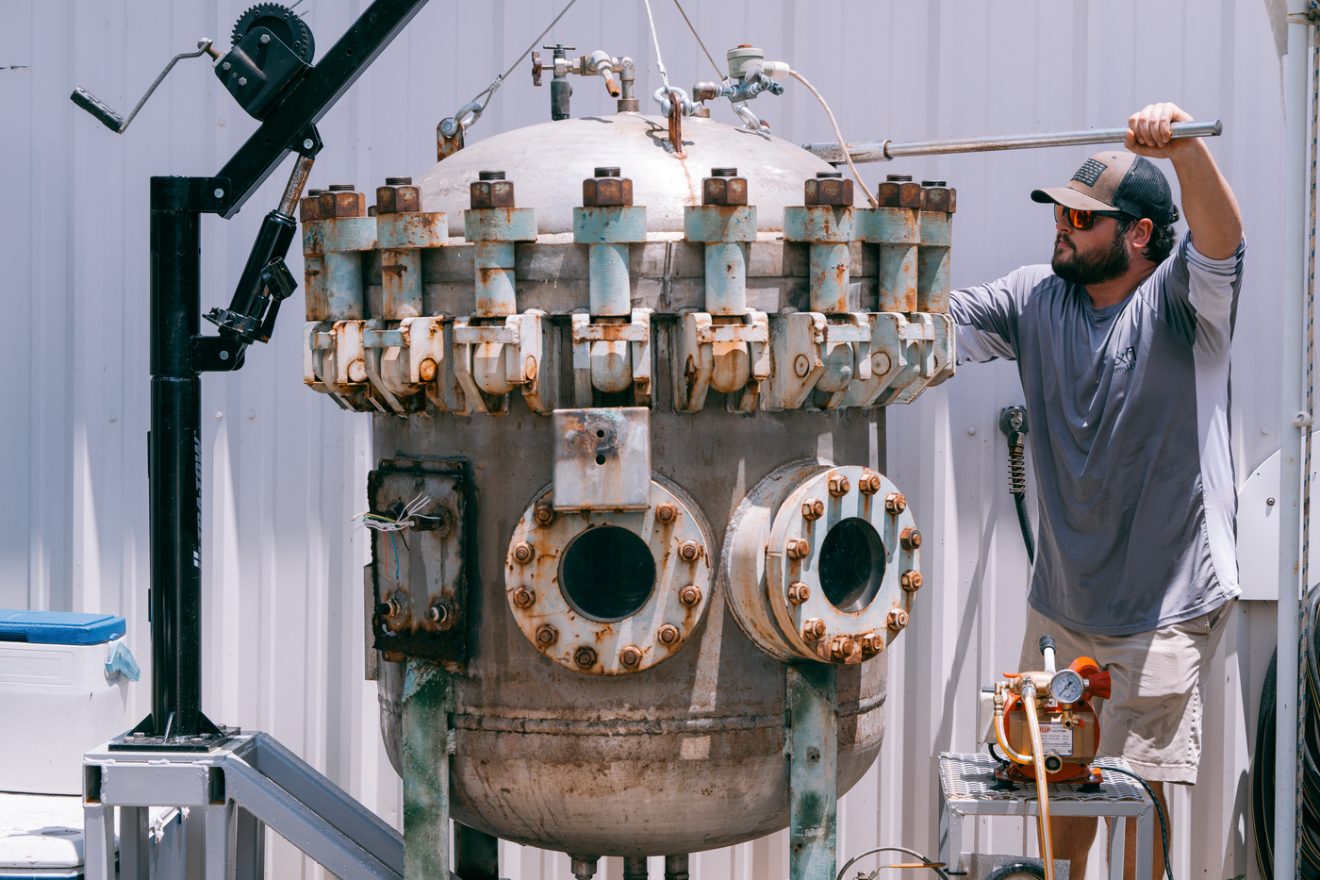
[[830, 636, 856, 661], [859, 631, 883, 656], [858, 472, 883, 495]]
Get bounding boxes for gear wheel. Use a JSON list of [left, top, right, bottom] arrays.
[[231, 3, 315, 62]]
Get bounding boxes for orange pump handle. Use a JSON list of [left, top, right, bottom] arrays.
[[1072, 657, 1111, 700]]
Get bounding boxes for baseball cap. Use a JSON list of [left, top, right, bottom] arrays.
[[1030, 151, 1175, 225]]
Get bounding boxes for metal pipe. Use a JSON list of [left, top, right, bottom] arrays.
[[1278, 3, 1309, 877], [803, 119, 1222, 164]]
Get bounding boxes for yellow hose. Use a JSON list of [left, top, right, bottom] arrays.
[[993, 699, 1033, 765], [1022, 687, 1055, 880]]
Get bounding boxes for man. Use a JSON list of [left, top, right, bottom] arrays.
[[949, 103, 1244, 877]]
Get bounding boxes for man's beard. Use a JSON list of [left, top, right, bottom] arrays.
[[1052, 226, 1130, 286]]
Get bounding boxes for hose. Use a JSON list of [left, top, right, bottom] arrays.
[[999, 405, 1035, 563], [1102, 765, 1174, 880], [1021, 687, 1055, 880], [993, 692, 1033, 765]]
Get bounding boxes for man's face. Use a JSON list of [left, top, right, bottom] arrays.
[[1051, 205, 1131, 286]]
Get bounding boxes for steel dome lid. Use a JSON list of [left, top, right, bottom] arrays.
[[418, 112, 856, 236]]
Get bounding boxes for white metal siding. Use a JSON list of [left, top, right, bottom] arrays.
[[0, 1, 1288, 877]]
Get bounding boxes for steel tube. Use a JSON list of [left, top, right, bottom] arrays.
[[804, 119, 1222, 164]]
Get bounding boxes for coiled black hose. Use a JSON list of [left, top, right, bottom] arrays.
[[999, 406, 1035, 564], [1252, 584, 1320, 878]]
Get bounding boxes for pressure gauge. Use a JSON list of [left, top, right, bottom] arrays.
[[1049, 668, 1086, 704]]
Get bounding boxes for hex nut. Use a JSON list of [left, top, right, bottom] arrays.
[[535, 624, 558, 646], [859, 631, 884, 656], [658, 624, 681, 646], [679, 585, 703, 607], [830, 635, 857, 661], [900, 527, 923, 550], [804, 174, 854, 207], [677, 540, 702, 563], [900, 570, 923, 592], [512, 542, 535, 565], [375, 181, 420, 215], [299, 192, 323, 222], [887, 608, 910, 632], [828, 475, 851, 497], [922, 181, 957, 214], [655, 502, 678, 524], [802, 618, 826, 641], [513, 587, 536, 608], [533, 504, 556, 526], [619, 645, 643, 667], [574, 646, 598, 668], [801, 498, 825, 521], [320, 186, 366, 218], [582, 174, 634, 207], [874, 174, 926, 210], [787, 582, 811, 605], [702, 173, 749, 206], [884, 492, 908, 514], [786, 538, 811, 560], [470, 177, 516, 210], [858, 472, 883, 495]]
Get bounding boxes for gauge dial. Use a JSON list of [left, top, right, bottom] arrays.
[[1050, 668, 1085, 704]]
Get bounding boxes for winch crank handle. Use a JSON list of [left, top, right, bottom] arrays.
[[1038, 635, 1057, 675], [71, 39, 220, 134], [803, 118, 1223, 164]]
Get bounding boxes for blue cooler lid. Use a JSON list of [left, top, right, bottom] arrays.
[[0, 610, 125, 645]]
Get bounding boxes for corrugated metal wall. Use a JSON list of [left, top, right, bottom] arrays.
[[0, 1, 1289, 877]]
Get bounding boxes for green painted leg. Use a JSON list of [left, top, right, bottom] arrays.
[[455, 823, 499, 880], [403, 659, 454, 880], [786, 663, 839, 880]]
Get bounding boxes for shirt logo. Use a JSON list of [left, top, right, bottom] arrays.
[[1112, 345, 1137, 372], [1072, 158, 1107, 187]]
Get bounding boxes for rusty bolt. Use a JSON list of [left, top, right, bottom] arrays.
[[801, 498, 825, 521], [535, 624, 558, 646], [657, 624, 681, 646], [804, 171, 854, 207], [299, 189, 324, 222], [513, 587, 536, 608], [470, 169, 516, 209], [533, 504, 556, 526], [787, 582, 811, 605], [582, 166, 633, 207], [320, 184, 366, 218], [921, 179, 957, 214], [347, 359, 368, 384], [418, 357, 438, 382], [655, 502, 678, 524], [884, 492, 907, 514], [574, 646, 598, 668], [900, 570, 923, 592], [677, 540, 702, 563], [830, 635, 857, 661], [512, 541, 535, 565], [874, 173, 926, 210], [786, 538, 811, 560], [678, 584, 703, 607], [619, 645, 643, 668], [887, 608, 910, 632], [828, 474, 851, 497], [900, 527, 922, 550], [793, 353, 812, 378], [858, 472, 883, 495], [801, 618, 826, 641], [376, 598, 399, 619], [859, 631, 884, 656], [376, 177, 421, 215], [427, 601, 453, 628], [702, 167, 748, 206]]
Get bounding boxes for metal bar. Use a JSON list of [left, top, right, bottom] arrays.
[[803, 120, 1222, 164], [403, 660, 454, 880], [120, 806, 150, 880], [83, 804, 116, 880], [205, 801, 234, 880], [235, 806, 265, 880], [785, 663, 838, 880]]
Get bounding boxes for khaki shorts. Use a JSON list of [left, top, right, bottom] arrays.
[[1017, 600, 1234, 784]]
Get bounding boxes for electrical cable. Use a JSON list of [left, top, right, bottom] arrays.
[[785, 69, 877, 208], [668, 0, 723, 79], [1102, 764, 1173, 880]]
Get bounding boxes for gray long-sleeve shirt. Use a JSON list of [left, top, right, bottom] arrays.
[[950, 235, 1246, 635]]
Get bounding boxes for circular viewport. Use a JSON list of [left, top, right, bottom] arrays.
[[818, 517, 886, 612], [560, 525, 657, 621]]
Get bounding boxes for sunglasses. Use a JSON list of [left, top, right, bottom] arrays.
[[1054, 204, 1129, 231]]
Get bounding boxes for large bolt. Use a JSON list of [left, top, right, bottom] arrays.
[[786, 538, 811, 560], [533, 504, 556, 526], [802, 618, 826, 641], [513, 587, 536, 608], [887, 608, 910, 632], [417, 357, 438, 382], [512, 542, 535, 565], [574, 646, 598, 668], [678, 585, 703, 607], [655, 502, 678, 524], [320, 184, 365, 218], [702, 167, 748, 206], [901, 527, 923, 550], [299, 188, 324, 222], [874, 173, 926, 210], [375, 177, 420, 215], [900, 570, 923, 592], [658, 624, 681, 646], [922, 179, 957, 214], [470, 169, 516, 209], [830, 635, 857, 661], [858, 472, 883, 495], [677, 541, 702, 563], [619, 645, 643, 668], [801, 498, 824, 521], [582, 166, 633, 207], [828, 475, 851, 497], [535, 624, 558, 646], [884, 492, 908, 514], [859, 631, 884, 656], [787, 582, 811, 605], [804, 170, 854, 207]]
